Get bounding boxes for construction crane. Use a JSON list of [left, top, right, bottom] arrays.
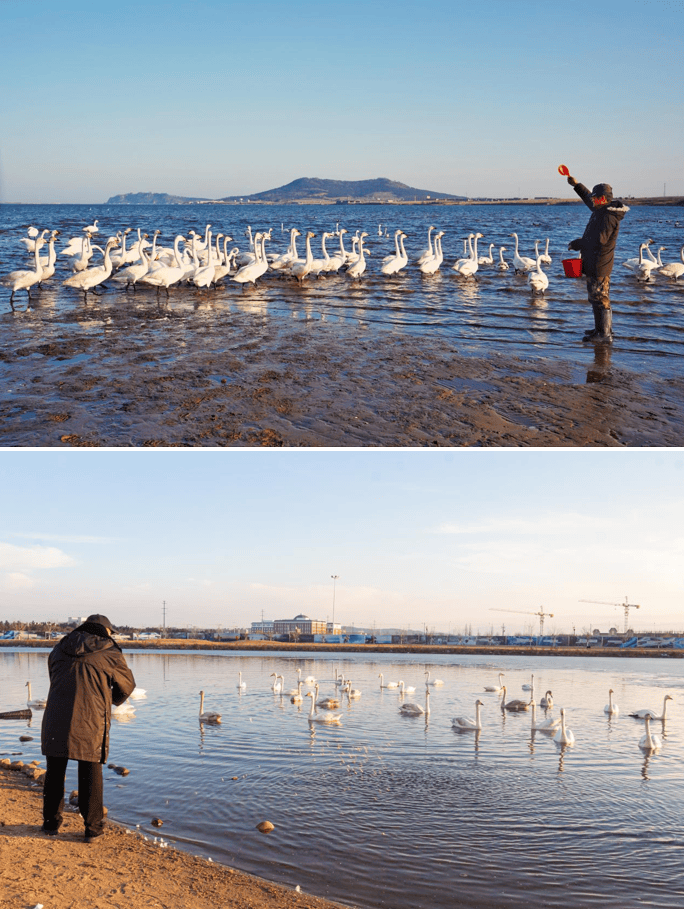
[[579, 597, 640, 635], [489, 608, 554, 636]]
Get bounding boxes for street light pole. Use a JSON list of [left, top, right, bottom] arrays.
[[331, 575, 340, 630]]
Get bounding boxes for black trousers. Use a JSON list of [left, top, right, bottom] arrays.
[[43, 756, 104, 836]]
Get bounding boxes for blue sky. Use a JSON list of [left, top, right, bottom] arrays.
[[1, 450, 683, 634], [1, 0, 682, 203]]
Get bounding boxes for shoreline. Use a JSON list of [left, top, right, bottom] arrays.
[[0, 766, 351, 909], [2, 640, 681, 658]]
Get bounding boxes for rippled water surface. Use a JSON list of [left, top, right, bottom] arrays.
[[1, 202, 683, 376], [2, 649, 683, 909]]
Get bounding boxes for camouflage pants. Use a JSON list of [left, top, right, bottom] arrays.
[[586, 276, 611, 311]]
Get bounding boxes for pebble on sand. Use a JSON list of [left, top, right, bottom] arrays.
[[151, 818, 163, 827], [256, 821, 275, 834]]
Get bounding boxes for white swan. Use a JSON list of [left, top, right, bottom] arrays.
[[138, 234, 187, 295], [303, 675, 316, 686], [112, 700, 135, 716], [62, 236, 119, 299], [84, 219, 99, 234], [290, 681, 304, 704], [271, 673, 283, 693], [530, 699, 561, 732], [539, 238, 552, 265], [232, 233, 269, 286], [509, 232, 536, 273], [657, 246, 684, 282], [270, 228, 300, 270], [37, 231, 60, 282], [629, 694, 673, 720], [306, 692, 342, 725], [399, 688, 430, 717], [2, 236, 45, 303], [237, 672, 247, 690], [419, 231, 445, 274], [291, 231, 316, 283], [416, 225, 436, 265], [129, 687, 147, 700], [638, 715, 662, 752], [553, 708, 574, 745], [346, 232, 368, 279], [199, 690, 221, 724], [604, 689, 619, 716], [343, 679, 362, 699], [522, 674, 534, 692], [623, 239, 656, 270], [497, 246, 509, 271], [636, 242, 660, 283], [398, 680, 416, 694], [379, 673, 399, 689], [452, 699, 483, 730], [453, 233, 482, 278], [540, 690, 553, 708], [528, 255, 549, 294], [484, 673, 504, 693], [25, 681, 47, 709], [424, 670, 444, 687], [478, 243, 495, 266], [381, 231, 409, 275]]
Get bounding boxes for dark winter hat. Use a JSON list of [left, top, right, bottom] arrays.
[[591, 183, 613, 201], [86, 614, 115, 631]]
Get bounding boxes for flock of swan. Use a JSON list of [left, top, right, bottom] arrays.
[[4, 220, 683, 308], [189, 667, 675, 757], [18, 666, 675, 757]]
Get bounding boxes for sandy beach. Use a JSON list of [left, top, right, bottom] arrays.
[[0, 765, 350, 909], [2, 303, 683, 447]]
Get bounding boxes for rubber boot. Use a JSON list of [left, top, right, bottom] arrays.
[[593, 306, 613, 344], [582, 304, 602, 340]]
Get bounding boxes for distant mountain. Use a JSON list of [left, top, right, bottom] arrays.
[[107, 178, 465, 205]]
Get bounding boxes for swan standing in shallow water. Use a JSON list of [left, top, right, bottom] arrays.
[[452, 700, 483, 730], [2, 237, 45, 303], [638, 715, 662, 752], [306, 692, 342, 725], [629, 694, 673, 720], [528, 255, 549, 294], [25, 681, 47, 709], [497, 246, 509, 270], [553, 708, 574, 745], [604, 689, 619, 716], [199, 690, 221, 724], [509, 232, 536, 273]]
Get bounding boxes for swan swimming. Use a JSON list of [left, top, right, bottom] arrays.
[[25, 681, 47, 709], [306, 692, 342, 725], [629, 694, 672, 720], [199, 690, 221, 724], [638, 715, 662, 752], [553, 708, 574, 745], [399, 688, 430, 717], [452, 699, 483, 730], [604, 689, 619, 716]]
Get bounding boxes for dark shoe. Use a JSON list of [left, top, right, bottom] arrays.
[[41, 825, 60, 836], [84, 829, 105, 843]]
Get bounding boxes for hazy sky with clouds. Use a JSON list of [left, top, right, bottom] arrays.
[[1, 0, 682, 203], [2, 449, 682, 635]]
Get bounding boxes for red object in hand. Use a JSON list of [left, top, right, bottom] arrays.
[[558, 165, 570, 176]]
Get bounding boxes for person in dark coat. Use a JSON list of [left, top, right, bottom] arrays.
[[41, 614, 135, 842], [565, 170, 629, 343]]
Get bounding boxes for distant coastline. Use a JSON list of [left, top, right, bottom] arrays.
[[2, 639, 681, 658]]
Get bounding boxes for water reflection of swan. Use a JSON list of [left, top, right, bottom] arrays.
[[638, 715, 662, 752], [604, 689, 619, 716], [629, 694, 672, 720], [452, 700, 483, 730], [553, 708, 574, 745], [199, 690, 221, 724]]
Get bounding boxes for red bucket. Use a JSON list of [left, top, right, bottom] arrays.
[[562, 257, 583, 278]]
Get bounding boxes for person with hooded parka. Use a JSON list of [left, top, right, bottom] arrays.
[[564, 170, 629, 343], [41, 614, 135, 842]]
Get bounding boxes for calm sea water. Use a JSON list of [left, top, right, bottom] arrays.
[[2, 649, 683, 909], [1, 202, 683, 377]]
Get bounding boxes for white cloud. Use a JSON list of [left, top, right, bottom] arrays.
[[0, 541, 76, 571], [3, 572, 35, 590]]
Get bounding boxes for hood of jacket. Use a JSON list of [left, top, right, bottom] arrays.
[[605, 200, 630, 220], [60, 622, 121, 658]]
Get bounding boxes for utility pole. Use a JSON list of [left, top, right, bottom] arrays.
[[162, 600, 167, 638], [331, 575, 340, 630]]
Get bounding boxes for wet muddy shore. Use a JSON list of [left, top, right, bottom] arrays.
[[2, 291, 683, 447]]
